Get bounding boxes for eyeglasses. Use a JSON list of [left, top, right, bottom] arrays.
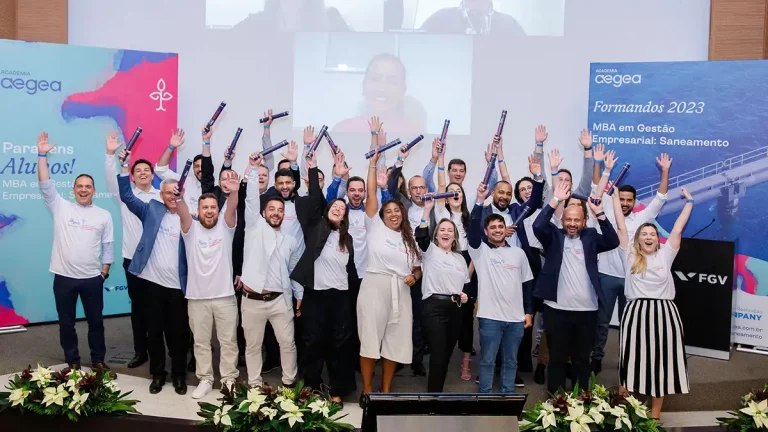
[[410, 185, 427, 191]]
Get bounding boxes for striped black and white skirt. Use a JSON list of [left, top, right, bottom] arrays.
[[619, 298, 690, 398]]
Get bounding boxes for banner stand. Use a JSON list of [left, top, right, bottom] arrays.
[[0, 325, 27, 335], [736, 344, 768, 357]]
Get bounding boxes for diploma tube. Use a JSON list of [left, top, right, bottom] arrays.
[[364, 138, 403, 159], [324, 130, 340, 155], [420, 191, 459, 202], [306, 125, 328, 159], [569, 192, 602, 206], [176, 159, 193, 196], [120, 127, 143, 162], [226, 127, 243, 160], [496, 110, 508, 137], [511, 205, 531, 227], [606, 162, 631, 196], [438, 119, 450, 153], [259, 110, 289, 124], [400, 134, 425, 153], [204, 102, 227, 133], [482, 153, 497, 187], [257, 139, 289, 158]]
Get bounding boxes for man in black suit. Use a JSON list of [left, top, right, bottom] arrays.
[[420, 0, 525, 35]]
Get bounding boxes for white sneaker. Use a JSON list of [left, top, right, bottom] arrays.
[[191, 380, 213, 399]]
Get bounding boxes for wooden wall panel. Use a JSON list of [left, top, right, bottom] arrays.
[[0, 0, 16, 40], [0, 0, 66, 43], [709, 0, 768, 60]]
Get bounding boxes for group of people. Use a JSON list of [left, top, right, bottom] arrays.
[[38, 111, 693, 417]]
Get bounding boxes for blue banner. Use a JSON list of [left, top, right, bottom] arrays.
[[588, 61, 768, 346]]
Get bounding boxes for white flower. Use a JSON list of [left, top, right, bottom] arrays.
[[68, 391, 89, 414], [239, 389, 268, 413], [565, 404, 594, 432], [309, 399, 331, 418], [609, 406, 632, 430], [279, 399, 299, 413], [593, 398, 612, 413], [279, 400, 304, 427], [213, 405, 233, 426], [624, 395, 648, 419], [8, 388, 30, 407], [535, 402, 558, 429], [588, 406, 605, 424], [105, 380, 120, 393], [41, 384, 69, 407], [260, 406, 278, 420], [274, 395, 287, 404], [30, 365, 53, 387], [740, 399, 768, 429]]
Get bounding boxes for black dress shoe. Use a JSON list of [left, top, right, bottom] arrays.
[[591, 359, 602, 375], [411, 362, 426, 377], [533, 364, 546, 385], [149, 376, 166, 394], [92, 362, 117, 379], [68, 362, 81, 370], [187, 357, 196, 373], [173, 377, 187, 395], [127, 354, 148, 369], [359, 393, 367, 409]]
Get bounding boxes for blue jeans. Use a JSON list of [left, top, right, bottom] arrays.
[[478, 318, 524, 393], [592, 273, 626, 362]]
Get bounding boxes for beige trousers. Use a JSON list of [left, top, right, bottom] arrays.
[[240, 296, 297, 386], [188, 295, 240, 384]]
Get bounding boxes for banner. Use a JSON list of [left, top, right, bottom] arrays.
[[0, 40, 178, 326], [588, 61, 768, 348]]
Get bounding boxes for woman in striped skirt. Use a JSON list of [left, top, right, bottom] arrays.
[[611, 186, 694, 419]]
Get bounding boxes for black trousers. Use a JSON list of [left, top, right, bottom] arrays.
[[52, 274, 105, 365], [411, 279, 425, 365], [422, 295, 463, 392], [301, 289, 356, 397], [543, 305, 597, 394], [124, 259, 147, 357], [348, 277, 362, 364], [144, 279, 188, 379], [458, 250, 478, 353]]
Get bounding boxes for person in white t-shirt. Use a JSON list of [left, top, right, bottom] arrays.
[[37, 132, 114, 373], [358, 146, 421, 404], [415, 198, 469, 392], [155, 128, 203, 214], [178, 171, 240, 399], [613, 187, 693, 419]]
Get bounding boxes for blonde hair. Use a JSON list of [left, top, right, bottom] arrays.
[[630, 223, 660, 274], [433, 218, 461, 253]]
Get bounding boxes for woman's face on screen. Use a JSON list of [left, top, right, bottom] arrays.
[[363, 58, 405, 114]]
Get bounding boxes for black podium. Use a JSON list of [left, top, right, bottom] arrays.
[[672, 238, 735, 360]]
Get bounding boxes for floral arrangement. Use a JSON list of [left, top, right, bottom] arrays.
[[520, 379, 662, 432], [718, 385, 768, 431], [0, 364, 139, 421], [198, 380, 354, 431]]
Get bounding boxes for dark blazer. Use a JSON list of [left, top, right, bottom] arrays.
[[532, 204, 619, 305], [290, 218, 358, 292]]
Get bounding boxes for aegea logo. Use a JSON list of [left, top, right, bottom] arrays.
[[0, 71, 62, 95], [594, 73, 642, 88]]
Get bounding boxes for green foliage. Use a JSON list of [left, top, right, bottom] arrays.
[[717, 385, 768, 432]]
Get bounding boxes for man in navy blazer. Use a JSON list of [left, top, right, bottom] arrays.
[[532, 182, 619, 394], [118, 149, 189, 396]]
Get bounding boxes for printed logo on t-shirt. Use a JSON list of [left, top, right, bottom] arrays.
[[198, 237, 222, 249], [565, 245, 584, 255], [649, 265, 664, 272], [284, 215, 297, 221], [158, 224, 180, 239], [67, 217, 99, 231], [384, 238, 406, 254], [489, 256, 520, 271]]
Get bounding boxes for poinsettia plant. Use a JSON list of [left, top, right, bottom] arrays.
[[198, 380, 354, 431], [520, 377, 662, 432], [718, 385, 768, 431], [0, 364, 139, 421]]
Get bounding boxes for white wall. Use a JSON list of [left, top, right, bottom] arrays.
[[68, 0, 710, 191]]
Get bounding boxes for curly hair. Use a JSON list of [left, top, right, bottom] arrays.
[[379, 199, 421, 264]]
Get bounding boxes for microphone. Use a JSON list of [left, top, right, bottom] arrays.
[[691, 218, 716, 239], [204, 102, 226, 133], [120, 127, 143, 162], [306, 125, 328, 159], [259, 111, 289, 124], [225, 127, 243, 160], [438, 120, 450, 153]]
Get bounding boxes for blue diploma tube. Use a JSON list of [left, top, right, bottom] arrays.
[[606, 162, 631, 196], [569, 192, 602, 206], [226, 127, 243, 160], [258, 139, 289, 158], [482, 153, 497, 187], [176, 159, 193, 196], [120, 127, 142, 162], [259, 110, 289, 124], [438, 120, 450, 153], [204, 102, 226, 133], [401, 134, 425, 153], [364, 138, 403, 159], [324, 130, 340, 154], [420, 191, 459, 202], [496, 110, 507, 137], [511, 205, 531, 227], [306, 125, 328, 159]]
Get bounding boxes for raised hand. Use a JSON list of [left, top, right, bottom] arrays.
[[282, 140, 298, 163], [118, 149, 131, 165], [528, 154, 542, 176], [548, 148, 563, 171], [201, 125, 211, 143], [306, 149, 318, 169], [172, 128, 186, 148], [249, 152, 263, 167], [495, 136, 505, 159], [105, 130, 122, 155], [588, 198, 605, 218], [553, 180, 570, 201], [368, 116, 383, 133], [303, 126, 316, 146], [333, 152, 351, 177], [222, 170, 241, 192], [37, 132, 56, 154], [504, 225, 516, 238], [656, 153, 673, 171], [604, 150, 618, 170], [224, 148, 236, 162], [376, 171, 388, 188], [397, 142, 410, 161], [431, 138, 442, 161], [593, 143, 606, 162], [377, 130, 387, 147], [579, 129, 593, 149], [476, 182, 489, 203], [681, 187, 693, 201], [484, 143, 495, 163], [535, 125, 548, 144], [422, 196, 434, 212], [263, 109, 274, 127]]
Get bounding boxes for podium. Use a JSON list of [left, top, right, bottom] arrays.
[[672, 238, 735, 360]]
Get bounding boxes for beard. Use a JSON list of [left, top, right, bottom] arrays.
[[266, 217, 282, 228], [200, 216, 218, 229]]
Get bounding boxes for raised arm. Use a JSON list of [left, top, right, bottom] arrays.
[[366, 149, 382, 218], [300, 153, 325, 230], [177, 184, 193, 234], [369, 116, 387, 173], [610, 189, 629, 249], [668, 188, 694, 250], [245, 153, 263, 226], [104, 130, 123, 201], [261, 109, 275, 173], [155, 129, 185, 180], [574, 129, 595, 196], [36, 132, 62, 211], [593, 149, 616, 200], [328, 151, 351, 204], [496, 137, 511, 184], [468, 183, 490, 250], [222, 171, 240, 229], [535, 182, 570, 249], [592, 144, 605, 185], [483, 142, 500, 190], [423, 138, 440, 193], [116, 149, 150, 220], [520, 155, 545, 218], [416, 199, 434, 251], [436, 139, 447, 194], [588, 199, 620, 253]]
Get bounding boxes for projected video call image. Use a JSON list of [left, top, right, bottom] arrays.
[[291, 32, 473, 136], [206, 0, 565, 36]]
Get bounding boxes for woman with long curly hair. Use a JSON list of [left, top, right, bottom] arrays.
[[291, 197, 357, 406], [357, 144, 421, 406]]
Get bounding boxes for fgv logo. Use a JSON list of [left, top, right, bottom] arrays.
[[733, 312, 762, 321], [674, 271, 729, 285], [594, 69, 641, 88], [1, 70, 62, 95]]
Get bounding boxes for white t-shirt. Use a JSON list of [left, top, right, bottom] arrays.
[[492, 204, 520, 247], [41, 180, 114, 279], [525, 208, 543, 250], [434, 204, 468, 251], [282, 200, 306, 254], [139, 212, 181, 289], [421, 244, 469, 299], [545, 236, 598, 311], [469, 242, 533, 322], [407, 202, 424, 234], [182, 217, 236, 299], [314, 230, 350, 291], [348, 208, 368, 278], [365, 214, 417, 277], [623, 242, 678, 301]]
